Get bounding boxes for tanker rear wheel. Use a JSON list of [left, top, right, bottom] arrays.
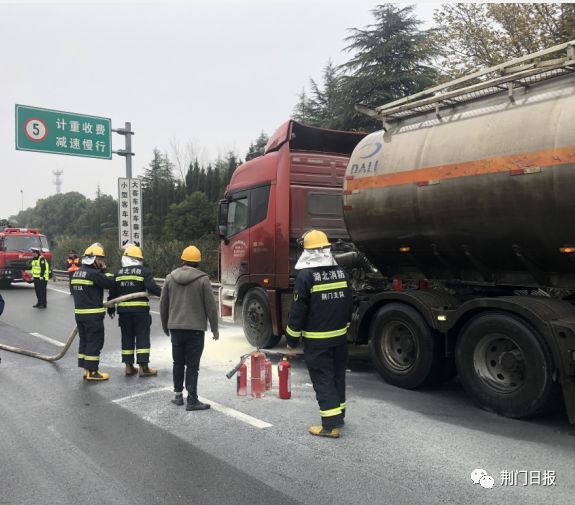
[[369, 303, 443, 389], [455, 311, 555, 419], [242, 288, 281, 349]]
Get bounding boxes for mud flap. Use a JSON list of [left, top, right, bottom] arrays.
[[561, 378, 575, 424]]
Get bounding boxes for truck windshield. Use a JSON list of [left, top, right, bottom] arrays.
[[3, 236, 46, 252]]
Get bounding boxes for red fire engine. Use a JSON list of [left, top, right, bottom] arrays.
[[0, 228, 52, 288]]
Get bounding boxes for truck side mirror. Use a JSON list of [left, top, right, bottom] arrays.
[[217, 200, 229, 243]]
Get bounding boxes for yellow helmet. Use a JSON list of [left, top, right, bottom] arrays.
[[124, 245, 143, 259], [181, 245, 201, 263], [84, 243, 105, 257], [303, 230, 330, 249]]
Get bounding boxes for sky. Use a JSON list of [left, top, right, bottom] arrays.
[[0, 0, 440, 219]]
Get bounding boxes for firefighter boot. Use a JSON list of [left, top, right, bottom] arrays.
[[308, 425, 341, 438], [186, 400, 210, 411], [139, 364, 157, 377], [125, 363, 138, 376], [83, 369, 89, 379], [85, 369, 110, 381]]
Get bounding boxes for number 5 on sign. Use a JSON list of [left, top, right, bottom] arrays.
[[24, 118, 48, 141]]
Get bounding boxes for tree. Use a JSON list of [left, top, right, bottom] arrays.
[[162, 192, 216, 242], [336, 4, 439, 130], [433, 3, 575, 78], [292, 61, 346, 129], [141, 149, 180, 237], [245, 132, 269, 161]]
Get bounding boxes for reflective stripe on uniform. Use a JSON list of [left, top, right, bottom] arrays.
[[74, 307, 106, 314], [286, 325, 301, 337], [320, 407, 343, 417], [121, 350, 134, 355], [117, 301, 150, 307], [84, 355, 100, 361], [340, 402, 346, 409], [302, 324, 349, 339], [71, 279, 94, 285], [310, 281, 348, 293], [136, 348, 150, 354], [78, 353, 86, 359], [105, 273, 114, 277], [115, 275, 144, 282]]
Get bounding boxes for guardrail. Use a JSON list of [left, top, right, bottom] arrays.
[[53, 269, 221, 296]]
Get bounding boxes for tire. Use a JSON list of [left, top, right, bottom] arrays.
[[369, 303, 443, 389], [241, 288, 281, 349], [455, 311, 555, 419]]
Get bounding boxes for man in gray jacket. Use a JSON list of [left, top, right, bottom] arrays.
[[160, 245, 219, 411]]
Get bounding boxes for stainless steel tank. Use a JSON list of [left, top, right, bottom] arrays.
[[344, 74, 575, 289]]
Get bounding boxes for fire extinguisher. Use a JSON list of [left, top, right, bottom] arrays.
[[278, 356, 291, 400], [251, 350, 266, 398], [264, 356, 272, 391], [226, 353, 248, 396]]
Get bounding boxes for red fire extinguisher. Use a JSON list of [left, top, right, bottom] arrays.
[[278, 356, 291, 400], [226, 353, 248, 396], [237, 360, 247, 396], [264, 356, 272, 391], [251, 350, 266, 398]]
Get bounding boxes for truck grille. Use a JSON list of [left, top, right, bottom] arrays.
[[6, 259, 31, 269]]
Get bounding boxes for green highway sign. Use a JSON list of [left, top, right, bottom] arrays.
[[15, 104, 112, 159]]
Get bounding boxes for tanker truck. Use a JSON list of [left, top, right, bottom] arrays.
[[217, 41, 575, 423]]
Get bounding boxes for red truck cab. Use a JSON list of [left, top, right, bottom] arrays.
[[0, 228, 52, 288], [217, 120, 366, 347]]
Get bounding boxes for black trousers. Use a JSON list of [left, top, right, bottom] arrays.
[[304, 343, 348, 429], [171, 329, 205, 403], [68, 272, 74, 294], [33, 278, 47, 306], [119, 313, 152, 364], [77, 319, 105, 371]]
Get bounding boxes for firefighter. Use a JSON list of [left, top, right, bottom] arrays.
[[160, 245, 219, 411], [285, 230, 352, 438], [108, 245, 161, 377], [30, 247, 50, 308], [66, 250, 80, 294], [71, 243, 115, 381]]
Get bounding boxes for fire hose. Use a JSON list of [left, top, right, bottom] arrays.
[[0, 292, 150, 362]]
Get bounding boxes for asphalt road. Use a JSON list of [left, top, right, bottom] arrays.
[[1, 281, 574, 505]]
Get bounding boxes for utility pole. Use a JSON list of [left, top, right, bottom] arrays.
[[112, 122, 135, 178], [20, 190, 23, 211], [52, 170, 63, 194]]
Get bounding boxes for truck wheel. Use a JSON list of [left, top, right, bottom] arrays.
[[369, 303, 442, 389], [242, 288, 281, 349], [455, 312, 555, 419]]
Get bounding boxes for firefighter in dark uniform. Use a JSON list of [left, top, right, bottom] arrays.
[[31, 247, 50, 308], [108, 245, 162, 377], [71, 243, 115, 381], [286, 230, 353, 438]]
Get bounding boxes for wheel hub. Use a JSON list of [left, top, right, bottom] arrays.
[[474, 335, 525, 393], [380, 321, 418, 372]]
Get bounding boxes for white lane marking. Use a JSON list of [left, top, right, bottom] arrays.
[[29, 332, 65, 347], [111, 387, 273, 429], [198, 396, 273, 429], [113, 387, 172, 404], [48, 286, 71, 295]]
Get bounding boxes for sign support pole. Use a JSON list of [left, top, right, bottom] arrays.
[[112, 122, 134, 178]]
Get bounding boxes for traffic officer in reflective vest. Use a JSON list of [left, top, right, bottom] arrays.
[[286, 230, 352, 438], [108, 245, 161, 377], [71, 243, 115, 381], [31, 247, 50, 309]]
